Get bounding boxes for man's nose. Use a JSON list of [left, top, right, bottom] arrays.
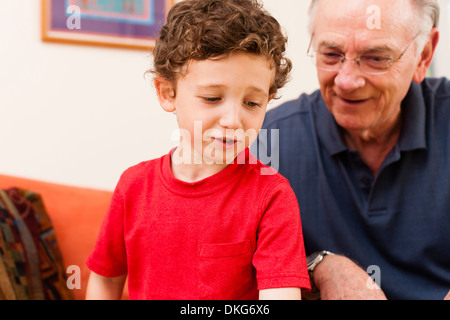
[[334, 59, 366, 91]]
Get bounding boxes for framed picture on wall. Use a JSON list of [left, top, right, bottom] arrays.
[[41, 0, 174, 50]]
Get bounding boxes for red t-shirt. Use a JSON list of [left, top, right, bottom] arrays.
[[86, 149, 310, 299]]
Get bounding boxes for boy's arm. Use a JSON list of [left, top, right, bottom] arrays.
[[259, 288, 301, 300], [85, 271, 127, 300]]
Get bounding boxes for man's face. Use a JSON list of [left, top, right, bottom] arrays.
[[311, 0, 422, 137]]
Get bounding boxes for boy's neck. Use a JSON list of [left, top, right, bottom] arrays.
[[170, 150, 230, 183]]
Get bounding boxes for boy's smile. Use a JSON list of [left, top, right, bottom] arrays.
[[211, 136, 239, 150], [155, 52, 275, 182]]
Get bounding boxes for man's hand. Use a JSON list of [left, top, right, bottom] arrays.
[[444, 290, 450, 300], [313, 254, 387, 300]]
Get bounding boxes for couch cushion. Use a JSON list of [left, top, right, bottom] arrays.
[[0, 175, 119, 299], [0, 188, 73, 299]]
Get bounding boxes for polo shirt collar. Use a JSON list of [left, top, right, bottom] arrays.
[[317, 81, 427, 156], [316, 95, 350, 156], [398, 81, 427, 152]]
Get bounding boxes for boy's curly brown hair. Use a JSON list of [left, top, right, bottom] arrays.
[[150, 0, 292, 98]]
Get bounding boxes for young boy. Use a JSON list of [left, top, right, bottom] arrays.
[[86, 0, 310, 300]]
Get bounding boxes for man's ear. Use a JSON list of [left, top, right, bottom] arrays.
[[413, 28, 439, 83], [154, 77, 176, 112]]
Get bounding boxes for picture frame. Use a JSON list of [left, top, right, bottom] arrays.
[[41, 0, 174, 50]]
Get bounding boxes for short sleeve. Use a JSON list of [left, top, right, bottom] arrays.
[[252, 180, 311, 290], [86, 182, 128, 277]]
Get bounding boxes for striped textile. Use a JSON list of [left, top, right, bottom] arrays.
[[0, 188, 73, 300]]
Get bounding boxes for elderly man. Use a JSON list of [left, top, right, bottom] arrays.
[[254, 0, 449, 299]]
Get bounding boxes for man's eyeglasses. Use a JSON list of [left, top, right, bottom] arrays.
[[306, 34, 419, 75]]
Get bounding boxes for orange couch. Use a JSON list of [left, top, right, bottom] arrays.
[[0, 174, 128, 300]]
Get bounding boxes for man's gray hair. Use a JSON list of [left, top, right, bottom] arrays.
[[413, 0, 440, 52], [308, 0, 440, 54]]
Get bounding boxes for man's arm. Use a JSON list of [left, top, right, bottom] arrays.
[[311, 254, 387, 300], [259, 288, 301, 300], [85, 271, 127, 300]]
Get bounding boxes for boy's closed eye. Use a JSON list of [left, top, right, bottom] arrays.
[[201, 96, 222, 103], [199, 96, 262, 108], [244, 101, 262, 108]]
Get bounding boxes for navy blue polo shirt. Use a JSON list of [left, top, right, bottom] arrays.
[[252, 78, 450, 300]]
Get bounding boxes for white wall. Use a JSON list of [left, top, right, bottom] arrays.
[[0, 0, 317, 190], [1, 1, 448, 191], [434, 0, 450, 76]]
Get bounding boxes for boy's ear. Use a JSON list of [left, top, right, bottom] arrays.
[[154, 77, 176, 112], [268, 93, 276, 104]]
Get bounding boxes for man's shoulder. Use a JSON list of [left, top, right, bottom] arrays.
[[421, 77, 450, 99], [263, 90, 323, 128]]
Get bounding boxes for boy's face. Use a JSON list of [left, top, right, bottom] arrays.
[[157, 52, 275, 166]]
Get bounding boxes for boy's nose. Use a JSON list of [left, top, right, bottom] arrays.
[[219, 104, 241, 129]]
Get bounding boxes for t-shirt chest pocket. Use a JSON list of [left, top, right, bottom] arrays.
[[198, 240, 254, 299], [199, 240, 252, 258]]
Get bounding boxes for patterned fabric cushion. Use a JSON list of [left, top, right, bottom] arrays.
[[0, 188, 73, 300]]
